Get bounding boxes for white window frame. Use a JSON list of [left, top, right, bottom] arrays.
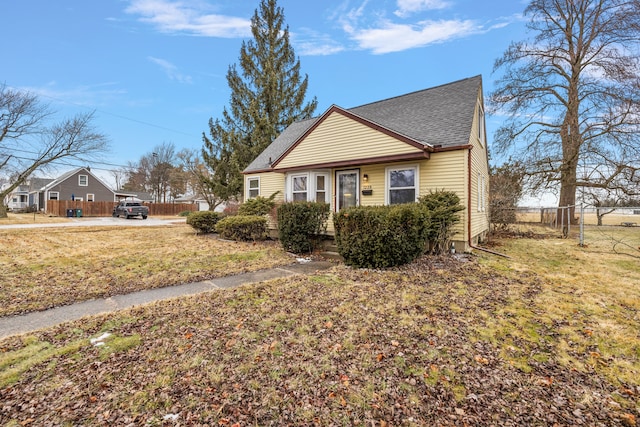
[[87, 193, 95, 202], [478, 173, 486, 212], [477, 103, 485, 146], [291, 173, 308, 202], [247, 177, 260, 199], [314, 173, 329, 203], [286, 171, 331, 203], [385, 165, 419, 205], [48, 191, 59, 200], [79, 175, 88, 186]]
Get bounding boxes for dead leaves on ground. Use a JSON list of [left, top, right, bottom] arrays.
[[1, 255, 638, 425]]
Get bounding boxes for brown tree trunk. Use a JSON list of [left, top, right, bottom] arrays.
[[558, 161, 578, 224], [0, 203, 7, 219], [558, 70, 581, 226]]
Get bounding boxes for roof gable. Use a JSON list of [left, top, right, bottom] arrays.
[[244, 75, 482, 173], [41, 167, 114, 194], [271, 106, 427, 170]]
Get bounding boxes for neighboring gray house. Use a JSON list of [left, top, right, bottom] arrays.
[[34, 167, 116, 212]]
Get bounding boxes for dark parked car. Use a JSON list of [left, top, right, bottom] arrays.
[[113, 201, 149, 219]]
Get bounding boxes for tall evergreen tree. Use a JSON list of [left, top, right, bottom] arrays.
[[202, 0, 317, 200]]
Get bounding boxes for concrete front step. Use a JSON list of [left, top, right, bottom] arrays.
[[320, 251, 343, 261]]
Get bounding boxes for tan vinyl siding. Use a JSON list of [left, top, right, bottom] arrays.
[[276, 112, 422, 169], [358, 164, 386, 207], [244, 172, 285, 230], [244, 173, 285, 203], [468, 97, 491, 243], [419, 152, 467, 240]]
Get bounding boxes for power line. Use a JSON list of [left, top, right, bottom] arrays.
[[4, 83, 202, 139]]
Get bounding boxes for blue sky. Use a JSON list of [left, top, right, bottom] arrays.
[[3, 0, 529, 186]]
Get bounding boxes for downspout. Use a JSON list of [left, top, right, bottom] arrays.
[[467, 147, 473, 251]]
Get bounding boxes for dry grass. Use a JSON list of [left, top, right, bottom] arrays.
[[0, 225, 638, 425], [1, 212, 70, 224], [0, 223, 293, 317], [478, 225, 640, 385]]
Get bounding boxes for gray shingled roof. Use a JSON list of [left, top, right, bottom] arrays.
[[244, 75, 482, 173]]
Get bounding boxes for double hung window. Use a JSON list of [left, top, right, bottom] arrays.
[[247, 177, 260, 199], [287, 171, 330, 203], [387, 166, 418, 205]]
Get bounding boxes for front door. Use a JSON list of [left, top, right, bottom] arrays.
[[336, 170, 359, 211]]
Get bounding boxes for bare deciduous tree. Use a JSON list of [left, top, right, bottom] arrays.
[[177, 148, 223, 211], [1, 85, 109, 217], [490, 0, 640, 223]]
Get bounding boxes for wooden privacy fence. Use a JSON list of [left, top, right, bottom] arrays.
[[47, 200, 197, 217]]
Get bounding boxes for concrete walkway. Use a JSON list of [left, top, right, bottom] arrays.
[[0, 260, 334, 340]]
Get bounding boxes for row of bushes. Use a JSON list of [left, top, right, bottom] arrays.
[[186, 190, 463, 268], [335, 191, 463, 268], [186, 211, 268, 240]]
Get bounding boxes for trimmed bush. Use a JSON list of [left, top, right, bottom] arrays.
[[277, 202, 330, 254], [418, 190, 465, 254], [216, 215, 268, 241], [334, 203, 431, 268], [238, 192, 278, 216], [178, 210, 193, 217], [186, 211, 220, 234]]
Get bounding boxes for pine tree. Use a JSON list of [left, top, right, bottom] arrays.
[[202, 0, 317, 200]]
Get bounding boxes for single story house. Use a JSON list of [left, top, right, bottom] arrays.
[[242, 75, 490, 252], [34, 167, 117, 212]]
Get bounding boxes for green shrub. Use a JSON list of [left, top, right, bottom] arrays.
[[418, 190, 464, 254], [186, 211, 220, 234], [277, 202, 330, 254], [178, 210, 193, 217], [216, 215, 267, 241], [334, 204, 431, 268], [238, 192, 279, 216]]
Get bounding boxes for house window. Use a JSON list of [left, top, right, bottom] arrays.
[[79, 175, 88, 186], [292, 174, 308, 202], [478, 173, 486, 212], [477, 104, 485, 145], [48, 191, 59, 200], [247, 177, 260, 199], [87, 193, 95, 202], [315, 175, 327, 203], [286, 171, 330, 203], [387, 166, 418, 205]]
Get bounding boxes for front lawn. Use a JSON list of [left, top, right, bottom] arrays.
[[1, 227, 638, 425], [0, 224, 293, 317]]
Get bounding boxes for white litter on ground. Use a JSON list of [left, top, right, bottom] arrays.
[[296, 257, 311, 263], [90, 332, 112, 346], [163, 413, 180, 421]]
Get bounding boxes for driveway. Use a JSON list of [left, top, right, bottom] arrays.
[[0, 216, 187, 230]]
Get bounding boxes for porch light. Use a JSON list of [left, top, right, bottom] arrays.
[[363, 174, 368, 182]]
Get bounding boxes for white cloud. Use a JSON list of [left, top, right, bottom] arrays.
[[293, 28, 345, 56], [23, 82, 127, 107], [348, 18, 479, 54], [394, 0, 450, 17], [125, 0, 251, 38], [148, 56, 192, 84]]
